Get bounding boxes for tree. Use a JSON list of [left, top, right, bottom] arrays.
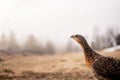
[[115, 34, 120, 45], [91, 27, 103, 50], [0, 33, 7, 53], [7, 32, 20, 53], [0, 34, 7, 49], [66, 40, 75, 52], [23, 34, 42, 53], [106, 27, 116, 46], [46, 41, 55, 54], [66, 40, 80, 52], [114, 27, 120, 45], [91, 27, 115, 50]]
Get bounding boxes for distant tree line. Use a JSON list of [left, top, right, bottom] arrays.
[[0, 32, 55, 55], [66, 26, 120, 52], [91, 26, 120, 50], [66, 40, 80, 53], [0, 26, 120, 54]]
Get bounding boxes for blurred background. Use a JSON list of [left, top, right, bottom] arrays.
[[0, 0, 120, 55], [0, 0, 120, 80]]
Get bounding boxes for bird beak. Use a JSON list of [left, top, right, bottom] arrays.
[[70, 35, 75, 38]]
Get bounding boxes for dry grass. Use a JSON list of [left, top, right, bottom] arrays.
[[0, 51, 120, 80]]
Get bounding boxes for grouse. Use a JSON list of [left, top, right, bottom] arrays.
[[71, 34, 120, 80]]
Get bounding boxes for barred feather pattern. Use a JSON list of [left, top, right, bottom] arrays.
[[71, 34, 120, 80]]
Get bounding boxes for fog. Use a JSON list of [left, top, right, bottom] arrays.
[[0, 0, 120, 51]]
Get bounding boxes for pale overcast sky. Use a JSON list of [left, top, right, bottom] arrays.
[[0, 0, 120, 48]]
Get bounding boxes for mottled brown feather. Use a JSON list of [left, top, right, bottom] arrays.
[[71, 34, 120, 80]]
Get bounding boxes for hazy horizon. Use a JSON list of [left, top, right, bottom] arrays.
[[0, 0, 120, 50]]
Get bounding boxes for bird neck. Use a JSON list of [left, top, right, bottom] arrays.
[[80, 40, 95, 58], [80, 41, 97, 67]]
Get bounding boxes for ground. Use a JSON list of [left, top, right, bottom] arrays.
[[0, 51, 120, 80]]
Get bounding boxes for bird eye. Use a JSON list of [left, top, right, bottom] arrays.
[[75, 35, 78, 37]]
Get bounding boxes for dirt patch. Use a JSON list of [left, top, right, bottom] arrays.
[[0, 70, 93, 80]]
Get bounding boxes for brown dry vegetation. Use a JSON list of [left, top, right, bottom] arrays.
[[0, 51, 120, 80]]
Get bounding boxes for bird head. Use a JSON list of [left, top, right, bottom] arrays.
[[71, 34, 85, 44]]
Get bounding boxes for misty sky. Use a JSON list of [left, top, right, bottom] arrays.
[[0, 0, 120, 48]]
